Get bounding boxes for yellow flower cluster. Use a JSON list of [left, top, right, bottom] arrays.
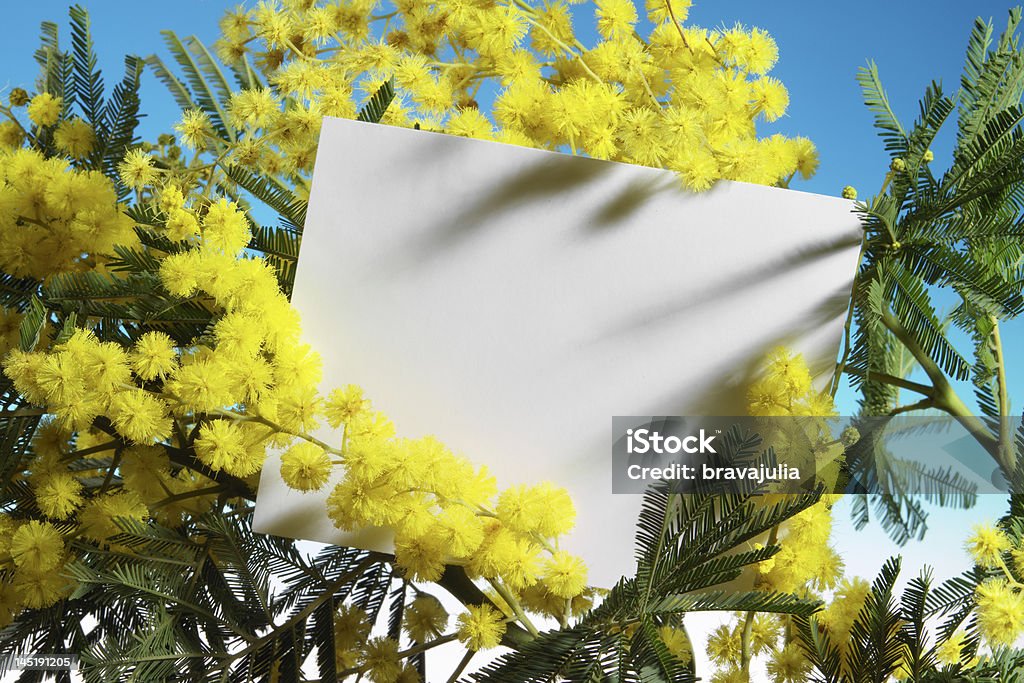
[[1, 518, 68, 615], [187, 0, 818, 192], [966, 523, 1024, 647], [747, 347, 837, 418], [333, 602, 422, 681], [0, 147, 137, 281], [815, 575, 871, 678], [0, 144, 589, 653], [316, 388, 588, 615], [755, 500, 842, 593], [748, 348, 843, 594], [705, 348, 842, 679]]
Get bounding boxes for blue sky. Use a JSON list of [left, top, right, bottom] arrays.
[[1, 0, 1019, 592]]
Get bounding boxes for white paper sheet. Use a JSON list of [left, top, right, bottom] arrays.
[[253, 117, 862, 587]]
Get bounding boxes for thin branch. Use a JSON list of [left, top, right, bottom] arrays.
[[991, 316, 1015, 470], [890, 398, 934, 416], [446, 649, 475, 683], [846, 368, 934, 398]]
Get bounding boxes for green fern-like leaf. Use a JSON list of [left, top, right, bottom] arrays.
[[357, 78, 395, 124]]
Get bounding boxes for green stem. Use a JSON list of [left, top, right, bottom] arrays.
[[446, 649, 475, 683], [489, 578, 539, 638], [881, 309, 1001, 464], [221, 409, 342, 457], [516, 2, 603, 83], [97, 448, 124, 497], [739, 610, 755, 680], [437, 566, 533, 649], [991, 317, 1015, 471], [64, 440, 120, 460], [880, 314, 957, 414], [890, 397, 935, 416], [150, 484, 227, 509], [850, 368, 934, 398]]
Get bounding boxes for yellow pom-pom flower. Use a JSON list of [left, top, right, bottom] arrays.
[[166, 357, 235, 413], [359, 637, 401, 683], [966, 523, 1010, 568], [436, 504, 485, 558], [393, 528, 447, 582], [130, 331, 178, 380], [10, 520, 64, 573], [109, 388, 172, 443], [194, 419, 247, 472], [595, 0, 638, 39], [403, 595, 448, 643], [280, 440, 332, 492], [0, 121, 24, 148], [201, 198, 252, 256], [751, 77, 789, 122], [175, 109, 213, 149], [706, 624, 741, 665], [13, 570, 69, 609], [118, 149, 157, 189], [324, 384, 370, 428], [229, 88, 280, 129], [53, 117, 95, 158], [975, 578, 1024, 646], [658, 625, 693, 664], [165, 208, 201, 242], [334, 601, 371, 641], [33, 472, 84, 520], [542, 551, 588, 598], [457, 604, 506, 651], [766, 642, 810, 682], [27, 93, 62, 127], [934, 629, 967, 666], [77, 490, 148, 544]]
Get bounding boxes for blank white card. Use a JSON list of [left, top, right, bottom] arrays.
[[253, 118, 862, 587]]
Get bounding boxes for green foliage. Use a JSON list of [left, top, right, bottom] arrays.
[[843, 7, 1024, 542], [31, 5, 143, 198], [146, 31, 237, 143], [357, 78, 396, 124], [795, 559, 985, 683], [64, 510, 388, 683]]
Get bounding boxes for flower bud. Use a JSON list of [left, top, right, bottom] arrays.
[[841, 185, 857, 200], [8, 88, 28, 107], [890, 158, 906, 173]]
